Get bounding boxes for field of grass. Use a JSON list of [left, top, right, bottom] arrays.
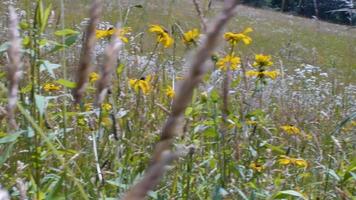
[[0, 0, 355, 199]]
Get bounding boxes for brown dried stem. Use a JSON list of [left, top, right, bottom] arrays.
[[73, 0, 102, 103], [6, 6, 22, 130], [192, 0, 207, 32], [96, 25, 123, 105], [122, 1, 240, 199]]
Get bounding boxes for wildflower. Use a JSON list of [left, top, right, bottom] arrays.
[[246, 70, 279, 80], [250, 162, 265, 172], [96, 27, 131, 43], [280, 125, 301, 135], [246, 119, 258, 126], [253, 54, 273, 67], [43, 83, 61, 92], [224, 27, 253, 46], [102, 103, 112, 112], [84, 103, 93, 111], [278, 156, 308, 168], [89, 72, 99, 83], [77, 117, 87, 127], [165, 86, 175, 98], [182, 29, 200, 45], [129, 75, 152, 95], [216, 54, 241, 71], [149, 24, 174, 48]]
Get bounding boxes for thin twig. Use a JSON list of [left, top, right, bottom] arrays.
[[122, 1, 240, 199], [6, 6, 22, 131], [73, 0, 102, 103], [193, 0, 207, 32]]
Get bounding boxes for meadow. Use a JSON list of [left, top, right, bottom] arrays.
[[0, 0, 355, 199]]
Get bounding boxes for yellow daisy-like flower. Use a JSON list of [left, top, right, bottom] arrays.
[[43, 83, 61, 92], [216, 55, 241, 71], [89, 72, 99, 83], [280, 125, 301, 135], [249, 162, 265, 172], [182, 29, 200, 45], [246, 70, 279, 80], [96, 27, 131, 43], [84, 103, 93, 111], [129, 75, 152, 95], [253, 54, 273, 67], [278, 156, 308, 168], [149, 24, 174, 48], [224, 27, 253, 46], [102, 103, 112, 112], [165, 86, 175, 98]]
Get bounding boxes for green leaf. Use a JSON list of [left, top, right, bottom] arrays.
[[116, 63, 125, 77], [40, 60, 61, 78], [274, 190, 307, 199], [35, 95, 47, 116], [236, 188, 249, 200], [265, 143, 285, 154], [56, 79, 77, 89], [54, 29, 79, 37], [185, 107, 193, 116], [19, 21, 30, 30], [202, 127, 217, 138], [326, 169, 340, 182], [40, 3, 52, 33], [0, 132, 22, 144], [46, 176, 65, 200], [0, 42, 10, 53], [0, 142, 16, 165], [65, 35, 79, 47]]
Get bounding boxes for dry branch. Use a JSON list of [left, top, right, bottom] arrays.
[[6, 6, 22, 130], [193, 0, 207, 32], [73, 0, 102, 103], [122, 1, 240, 199]]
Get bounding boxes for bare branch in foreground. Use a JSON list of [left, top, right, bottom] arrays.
[[122, 1, 240, 199], [73, 0, 102, 103], [6, 6, 22, 130]]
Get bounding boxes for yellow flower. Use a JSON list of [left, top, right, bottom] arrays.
[[216, 55, 241, 71], [129, 75, 152, 95], [263, 71, 279, 80], [43, 83, 61, 92], [149, 24, 174, 48], [102, 103, 112, 112], [77, 117, 87, 126], [96, 27, 131, 43], [165, 86, 175, 98], [89, 72, 99, 83], [246, 70, 279, 80], [253, 54, 273, 67], [182, 29, 200, 45], [246, 120, 258, 126], [84, 103, 93, 111], [250, 162, 265, 172], [280, 125, 301, 135], [278, 156, 308, 168], [224, 27, 253, 46]]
